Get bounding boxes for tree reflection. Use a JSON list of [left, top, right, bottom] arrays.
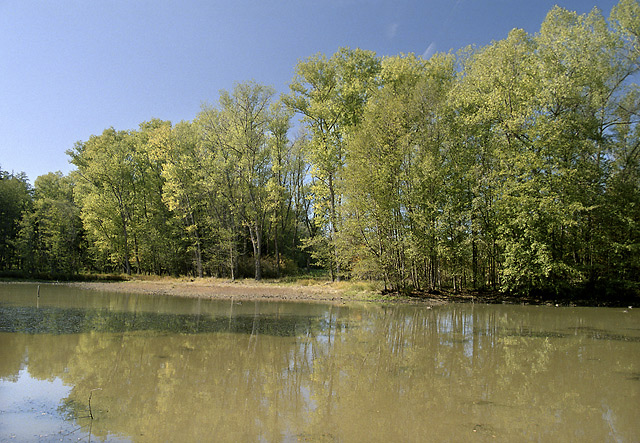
[[1, 303, 638, 441]]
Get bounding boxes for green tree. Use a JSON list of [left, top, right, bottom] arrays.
[[195, 103, 245, 279], [0, 168, 32, 271], [344, 53, 455, 291], [133, 119, 191, 275], [285, 47, 381, 280], [161, 120, 209, 277], [196, 81, 278, 280], [525, 3, 639, 294], [454, 29, 541, 294], [452, 1, 640, 296], [599, 0, 640, 288], [266, 100, 296, 277], [68, 128, 139, 274], [221, 82, 274, 280], [14, 172, 84, 275]]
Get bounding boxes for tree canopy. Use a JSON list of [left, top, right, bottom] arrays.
[[2, 1, 638, 302]]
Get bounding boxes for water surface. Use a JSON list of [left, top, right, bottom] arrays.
[[1, 283, 638, 441]]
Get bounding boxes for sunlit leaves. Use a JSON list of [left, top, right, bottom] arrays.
[[285, 47, 381, 280]]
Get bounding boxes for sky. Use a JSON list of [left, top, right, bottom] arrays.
[[0, 0, 621, 184]]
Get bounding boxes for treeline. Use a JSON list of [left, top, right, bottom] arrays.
[[1, 1, 639, 299]]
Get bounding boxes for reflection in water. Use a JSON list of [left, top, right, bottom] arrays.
[[0, 369, 73, 441], [0, 305, 316, 336], [0, 283, 639, 442]]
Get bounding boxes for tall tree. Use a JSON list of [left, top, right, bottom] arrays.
[[197, 81, 277, 280], [601, 0, 640, 286], [134, 119, 191, 276], [344, 53, 455, 291], [285, 47, 381, 280], [68, 128, 138, 274], [454, 29, 540, 294], [0, 168, 32, 271], [266, 100, 294, 277], [14, 172, 84, 275], [161, 120, 208, 277], [452, 2, 640, 296]]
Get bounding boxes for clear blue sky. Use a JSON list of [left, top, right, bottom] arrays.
[[0, 0, 619, 184]]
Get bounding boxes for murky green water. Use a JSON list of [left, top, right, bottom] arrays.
[[1, 283, 638, 442]]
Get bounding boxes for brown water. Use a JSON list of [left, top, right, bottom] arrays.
[[0, 283, 638, 442]]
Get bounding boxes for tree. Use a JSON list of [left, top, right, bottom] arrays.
[[451, 1, 640, 296], [133, 119, 192, 276], [15, 172, 84, 275], [285, 47, 381, 280], [343, 53, 456, 291], [161, 120, 209, 277], [266, 100, 295, 277], [68, 128, 139, 274], [196, 81, 278, 280], [0, 168, 32, 271], [454, 28, 541, 294]]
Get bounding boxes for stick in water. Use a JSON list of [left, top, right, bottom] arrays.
[[88, 388, 102, 420]]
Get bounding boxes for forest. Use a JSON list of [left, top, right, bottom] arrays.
[[1, 0, 639, 300]]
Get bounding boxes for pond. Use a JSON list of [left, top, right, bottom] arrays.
[[0, 283, 638, 442]]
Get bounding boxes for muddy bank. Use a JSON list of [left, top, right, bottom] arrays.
[[20, 278, 637, 307], [66, 279, 445, 305]]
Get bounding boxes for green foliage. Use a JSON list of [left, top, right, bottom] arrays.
[[0, 168, 32, 270], [284, 47, 382, 281], [2, 1, 638, 302], [14, 172, 84, 276]]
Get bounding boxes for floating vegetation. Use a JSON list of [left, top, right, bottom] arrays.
[[505, 328, 569, 339], [503, 327, 640, 343], [0, 305, 319, 337]]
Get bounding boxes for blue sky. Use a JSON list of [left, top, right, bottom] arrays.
[[0, 0, 620, 184]]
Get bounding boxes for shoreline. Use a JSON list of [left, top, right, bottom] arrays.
[[3, 278, 636, 307], [63, 278, 446, 305]]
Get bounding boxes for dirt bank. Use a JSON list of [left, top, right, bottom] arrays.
[[67, 278, 444, 305], [26, 278, 638, 307]]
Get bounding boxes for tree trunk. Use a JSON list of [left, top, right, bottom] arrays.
[[249, 223, 262, 280], [120, 211, 131, 275], [274, 222, 281, 278], [192, 220, 204, 278], [329, 174, 340, 282], [133, 232, 141, 275]]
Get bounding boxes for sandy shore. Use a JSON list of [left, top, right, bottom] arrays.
[[66, 278, 443, 305]]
